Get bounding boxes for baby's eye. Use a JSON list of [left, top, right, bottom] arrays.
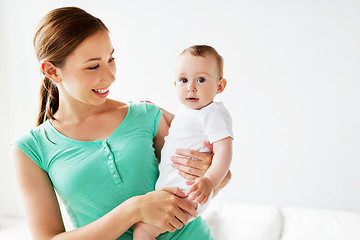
[[197, 77, 206, 83], [87, 64, 100, 70], [180, 78, 188, 83]]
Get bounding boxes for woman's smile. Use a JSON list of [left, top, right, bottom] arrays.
[[92, 86, 110, 98]]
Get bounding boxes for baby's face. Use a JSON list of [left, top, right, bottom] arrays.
[[175, 52, 221, 110]]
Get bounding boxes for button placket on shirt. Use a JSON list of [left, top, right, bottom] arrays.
[[101, 141, 122, 184]]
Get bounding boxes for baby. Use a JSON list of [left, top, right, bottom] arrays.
[[134, 45, 233, 239]]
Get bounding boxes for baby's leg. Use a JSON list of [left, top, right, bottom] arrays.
[[133, 221, 165, 240]]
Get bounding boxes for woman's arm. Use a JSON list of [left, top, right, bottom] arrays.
[[153, 115, 169, 161], [142, 101, 174, 127], [158, 107, 174, 127], [12, 146, 196, 240]]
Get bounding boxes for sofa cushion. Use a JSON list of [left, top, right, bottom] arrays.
[[281, 206, 360, 240], [203, 200, 283, 240]]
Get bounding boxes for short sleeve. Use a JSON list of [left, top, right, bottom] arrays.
[[11, 129, 45, 171], [143, 102, 163, 138], [201, 103, 233, 144]]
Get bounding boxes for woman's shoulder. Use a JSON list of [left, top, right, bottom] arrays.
[[106, 99, 128, 110], [12, 123, 46, 146], [11, 123, 49, 170], [106, 99, 161, 121], [122, 100, 160, 114]]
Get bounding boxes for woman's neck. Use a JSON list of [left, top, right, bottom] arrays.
[[49, 98, 127, 142], [54, 97, 110, 125]]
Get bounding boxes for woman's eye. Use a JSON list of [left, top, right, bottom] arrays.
[[197, 77, 205, 83], [108, 57, 115, 63], [87, 64, 100, 70], [180, 78, 188, 83]]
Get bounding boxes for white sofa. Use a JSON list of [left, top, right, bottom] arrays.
[[1, 200, 360, 239], [203, 200, 360, 240]]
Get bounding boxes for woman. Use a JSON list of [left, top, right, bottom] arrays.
[[11, 7, 230, 240]]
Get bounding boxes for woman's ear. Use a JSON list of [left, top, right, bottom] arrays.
[[217, 78, 227, 94], [40, 60, 62, 83]]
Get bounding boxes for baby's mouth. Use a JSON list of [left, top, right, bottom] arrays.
[[186, 97, 199, 102]]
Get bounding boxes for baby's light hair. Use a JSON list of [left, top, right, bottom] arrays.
[[181, 45, 224, 78]]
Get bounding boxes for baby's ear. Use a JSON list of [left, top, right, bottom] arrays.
[[217, 78, 227, 93]]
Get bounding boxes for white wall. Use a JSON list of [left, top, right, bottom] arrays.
[[1, 0, 359, 217]]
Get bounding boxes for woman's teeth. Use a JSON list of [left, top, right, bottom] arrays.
[[93, 88, 109, 94]]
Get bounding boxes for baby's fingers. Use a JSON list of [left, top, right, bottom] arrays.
[[199, 195, 209, 205], [188, 188, 203, 202], [186, 183, 197, 196], [186, 180, 194, 186]]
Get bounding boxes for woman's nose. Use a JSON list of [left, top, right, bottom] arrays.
[[103, 66, 116, 83]]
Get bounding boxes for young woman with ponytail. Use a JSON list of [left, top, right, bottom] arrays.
[[11, 7, 230, 240]]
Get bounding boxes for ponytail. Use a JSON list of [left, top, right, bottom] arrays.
[[37, 76, 59, 126]]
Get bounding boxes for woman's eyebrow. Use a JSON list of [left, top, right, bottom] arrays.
[[83, 49, 115, 63]]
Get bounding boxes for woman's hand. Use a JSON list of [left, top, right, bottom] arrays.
[[171, 142, 214, 181], [138, 187, 197, 232], [171, 141, 231, 196]]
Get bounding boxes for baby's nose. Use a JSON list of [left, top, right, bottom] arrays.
[[187, 83, 197, 92]]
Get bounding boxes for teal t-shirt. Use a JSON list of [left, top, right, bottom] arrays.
[[12, 102, 213, 240]]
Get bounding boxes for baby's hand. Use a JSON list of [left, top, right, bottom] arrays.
[[186, 177, 214, 205]]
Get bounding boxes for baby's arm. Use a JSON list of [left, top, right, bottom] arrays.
[[186, 137, 233, 204]]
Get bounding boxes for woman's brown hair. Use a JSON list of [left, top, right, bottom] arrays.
[[34, 7, 108, 126]]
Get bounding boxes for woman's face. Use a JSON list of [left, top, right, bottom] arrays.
[[57, 30, 116, 106]]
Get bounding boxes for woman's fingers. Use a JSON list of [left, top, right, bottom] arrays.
[[172, 147, 213, 179], [139, 188, 196, 231], [165, 186, 187, 198], [172, 159, 203, 177], [171, 155, 203, 169], [168, 208, 189, 229], [172, 194, 197, 218], [163, 187, 197, 219], [203, 141, 214, 152], [180, 170, 200, 181], [175, 149, 213, 165], [165, 211, 184, 231]]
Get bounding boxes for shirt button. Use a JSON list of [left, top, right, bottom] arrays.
[[110, 164, 114, 168], [105, 148, 109, 152], [113, 174, 118, 178], [108, 156, 112, 160]]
